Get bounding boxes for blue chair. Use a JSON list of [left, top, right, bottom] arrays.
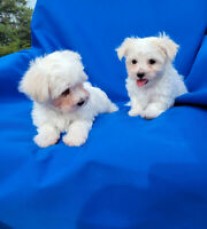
[[0, 0, 207, 228]]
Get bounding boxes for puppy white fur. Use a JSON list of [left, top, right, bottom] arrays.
[[19, 50, 117, 147], [116, 34, 187, 119]]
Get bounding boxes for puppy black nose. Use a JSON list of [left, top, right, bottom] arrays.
[[77, 99, 85, 106], [137, 72, 145, 79]]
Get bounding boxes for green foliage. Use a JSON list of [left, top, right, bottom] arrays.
[[0, 0, 32, 56]]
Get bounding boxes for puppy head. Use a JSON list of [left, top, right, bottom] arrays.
[[52, 83, 89, 112], [19, 50, 89, 112], [116, 33, 179, 87]]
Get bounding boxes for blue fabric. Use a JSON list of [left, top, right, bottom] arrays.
[[0, 0, 207, 228]]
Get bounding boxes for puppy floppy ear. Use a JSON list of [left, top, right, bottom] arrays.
[[116, 38, 135, 60], [18, 61, 49, 103], [154, 34, 179, 60]]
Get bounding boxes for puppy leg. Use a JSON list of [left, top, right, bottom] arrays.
[[34, 125, 60, 148], [141, 103, 164, 119], [142, 101, 171, 119], [128, 97, 143, 117], [63, 120, 93, 147]]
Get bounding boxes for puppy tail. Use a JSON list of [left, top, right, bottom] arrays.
[[107, 102, 119, 113], [125, 101, 131, 107]]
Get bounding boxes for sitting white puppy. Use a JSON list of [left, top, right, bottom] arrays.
[[19, 50, 117, 147], [116, 34, 188, 119]]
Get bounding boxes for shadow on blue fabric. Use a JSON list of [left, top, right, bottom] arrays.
[[0, 0, 207, 228], [0, 221, 12, 229], [77, 164, 207, 229]]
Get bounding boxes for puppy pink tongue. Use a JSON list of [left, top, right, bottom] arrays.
[[137, 79, 148, 87]]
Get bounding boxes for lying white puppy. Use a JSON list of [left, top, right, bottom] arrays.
[[116, 34, 188, 119], [19, 50, 117, 147]]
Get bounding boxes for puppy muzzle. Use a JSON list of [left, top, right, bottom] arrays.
[[137, 72, 145, 79], [76, 95, 89, 107]]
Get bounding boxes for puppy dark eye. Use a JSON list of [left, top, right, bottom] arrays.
[[61, 88, 70, 96], [149, 59, 156, 65], [131, 59, 138, 65]]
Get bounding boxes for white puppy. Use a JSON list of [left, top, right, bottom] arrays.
[[116, 34, 187, 119], [19, 50, 117, 147]]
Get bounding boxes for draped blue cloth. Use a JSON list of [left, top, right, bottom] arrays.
[[0, 0, 207, 228]]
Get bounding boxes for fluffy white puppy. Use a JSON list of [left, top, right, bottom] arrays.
[[116, 34, 188, 119], [19, 50, 117, 147]]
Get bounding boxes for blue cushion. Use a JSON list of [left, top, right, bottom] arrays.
[[0, 0, 207, 228]]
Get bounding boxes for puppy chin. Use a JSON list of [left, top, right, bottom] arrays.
[[58, 105, 76, 113]]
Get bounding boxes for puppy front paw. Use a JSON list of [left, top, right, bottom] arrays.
[[142, 105, 165, 119], [128, 108, 141, 117], [63, 133, 87, 147], [34, 133, 59, 148]]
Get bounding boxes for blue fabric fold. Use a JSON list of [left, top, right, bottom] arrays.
[[176, 35, 207, 106]]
